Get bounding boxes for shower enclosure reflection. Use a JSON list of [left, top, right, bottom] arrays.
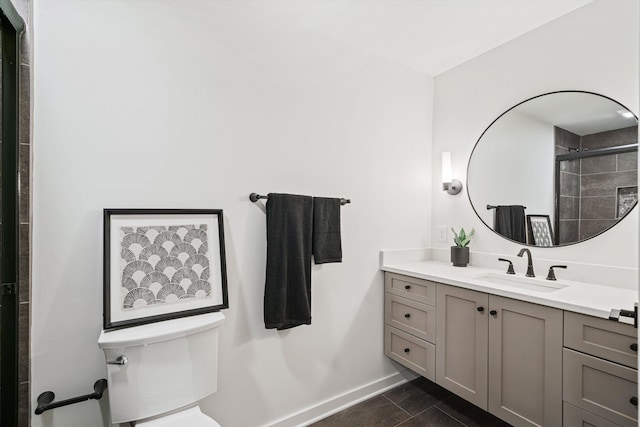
[[556, 126, 637, 244]]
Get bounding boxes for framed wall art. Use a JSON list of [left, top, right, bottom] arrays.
[[526, 214, 554, 247], [103, 209, 228, 331]]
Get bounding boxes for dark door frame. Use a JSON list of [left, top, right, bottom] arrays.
[[0, 1, 24, 425]]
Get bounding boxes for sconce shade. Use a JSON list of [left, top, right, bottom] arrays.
[[442, 151, 462, 195], [442, 152, 453, 183]]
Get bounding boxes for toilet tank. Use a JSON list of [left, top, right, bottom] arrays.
[[98, 312, 225, 424]]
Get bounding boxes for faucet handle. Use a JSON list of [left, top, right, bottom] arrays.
[[546, 265, 567, 281], [498, 258, 515, 274]]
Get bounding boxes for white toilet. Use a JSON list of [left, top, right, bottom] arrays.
[[98, 312, 225, 426]]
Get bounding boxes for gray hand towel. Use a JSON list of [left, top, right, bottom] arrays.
[[264, 193, 313, 330], [312, 197, 342, 264], [494, 205, 526, 243]]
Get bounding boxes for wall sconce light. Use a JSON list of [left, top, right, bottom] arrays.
[[442, 152, 462, 195]]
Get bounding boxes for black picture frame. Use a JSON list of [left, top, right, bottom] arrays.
[[103, 208, 228, 331], [526, 214, 554, 247]]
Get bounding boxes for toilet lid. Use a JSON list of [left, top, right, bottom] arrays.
[[135, 406, 221, 427]]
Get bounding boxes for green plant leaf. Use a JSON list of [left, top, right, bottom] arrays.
[[451, 227, 474, 247]]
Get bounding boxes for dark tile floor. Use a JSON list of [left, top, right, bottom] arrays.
[[310, 377, 512, 427]]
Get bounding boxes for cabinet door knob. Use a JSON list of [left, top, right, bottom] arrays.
[[477, 307, 485, 312], [404, 348, 410, 353], [630, 343, 638, 352], [490, 310, 498, 316], [630, 397, 638, 406], [404, 285, 411, 290]]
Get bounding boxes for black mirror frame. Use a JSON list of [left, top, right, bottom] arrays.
[[466, 90, 638, 247]]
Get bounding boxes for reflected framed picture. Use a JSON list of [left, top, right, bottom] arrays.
[[616, 186, 638, 219], [103, 209, 228, 331], [526, 214, 554, 247]]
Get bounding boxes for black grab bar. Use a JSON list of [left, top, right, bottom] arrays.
[[35, 379, 107, 415]]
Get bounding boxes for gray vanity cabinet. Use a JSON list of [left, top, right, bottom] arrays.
[[384, 272, 637, 427], [487, 295, 563, 427], [384, 273, 437, 380], [436, 284, 563, 427], [563, 312, 638, 427], [435, 285, 488, 408]]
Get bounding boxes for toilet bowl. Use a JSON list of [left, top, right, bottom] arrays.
[[98, 312, 225, 426]]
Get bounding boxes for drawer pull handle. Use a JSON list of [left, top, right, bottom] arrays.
[[404, 285, 411, 290], [490, 310, 498, 316], [630, 343, 638, 352], [404, 313, 411, 319], [404, 348, 410, 353], [477, 307, 484, 312], [631, 397, 638, 406]]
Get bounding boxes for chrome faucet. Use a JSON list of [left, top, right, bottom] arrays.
[[517, 248, 535, 277]]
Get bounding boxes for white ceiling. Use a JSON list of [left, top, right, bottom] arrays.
[[240, 0, 593, 76], [516, 92, 638, 136]]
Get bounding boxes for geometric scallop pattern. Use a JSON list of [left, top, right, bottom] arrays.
[[530, 221, 552, 247], [120, 224, 212, 311]]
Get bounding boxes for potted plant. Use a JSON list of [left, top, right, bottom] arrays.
[[451, 227, 474, 267]]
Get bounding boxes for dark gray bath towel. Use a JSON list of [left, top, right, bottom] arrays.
[[494, 205, 526, 243], [312, 197, 342, 264], [264, 193, 313, 330]]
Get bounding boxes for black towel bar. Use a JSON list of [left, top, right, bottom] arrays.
[[250, 193, 351, 206], [35, 379, 107, 415], [487, 205, 527, 210]]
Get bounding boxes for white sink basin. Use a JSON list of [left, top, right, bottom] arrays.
[[474, 273, 569, 293]]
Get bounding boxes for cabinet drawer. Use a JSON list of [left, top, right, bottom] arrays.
[[384, 325, 435, 381], [385, 294, 436, 343], [385, 272, 436, 306], [563, 402, 623, 427], [563, 348, 638, 427], [565, 311, 637, 368]]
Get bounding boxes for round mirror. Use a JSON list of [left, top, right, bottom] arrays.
[[467, 91, 638, 247]]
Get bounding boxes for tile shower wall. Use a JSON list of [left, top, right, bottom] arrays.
[[580, 126, 638, 240], [556, 126, 637, 244], [556, 127, 581, 243]]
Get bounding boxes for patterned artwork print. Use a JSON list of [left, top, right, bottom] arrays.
[[120, 224, 212, 311], [531, 221, 552, 247]]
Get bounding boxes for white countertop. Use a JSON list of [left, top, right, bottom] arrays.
[[381, 259, 637, 323]]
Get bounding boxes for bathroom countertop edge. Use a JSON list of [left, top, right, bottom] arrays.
[[381, 260, 637, 323]]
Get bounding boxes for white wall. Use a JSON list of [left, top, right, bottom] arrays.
[[432, 0, 639, 275], [31, 1, 432, 426], [468, 110, 555, 227]]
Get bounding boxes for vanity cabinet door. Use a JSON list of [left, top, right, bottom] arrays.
[[564, 311, 637, 369], [488, 296, 563, 427], [436, 284, 489, 409], [385, 294, 436, 343], [564, 348, 638, 427], [385, 325, 436, 380], [385, 272, 436, 306], [563, 402, 623, 427]]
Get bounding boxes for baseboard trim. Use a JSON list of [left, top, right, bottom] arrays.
[[267, 370, 419, 427]]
